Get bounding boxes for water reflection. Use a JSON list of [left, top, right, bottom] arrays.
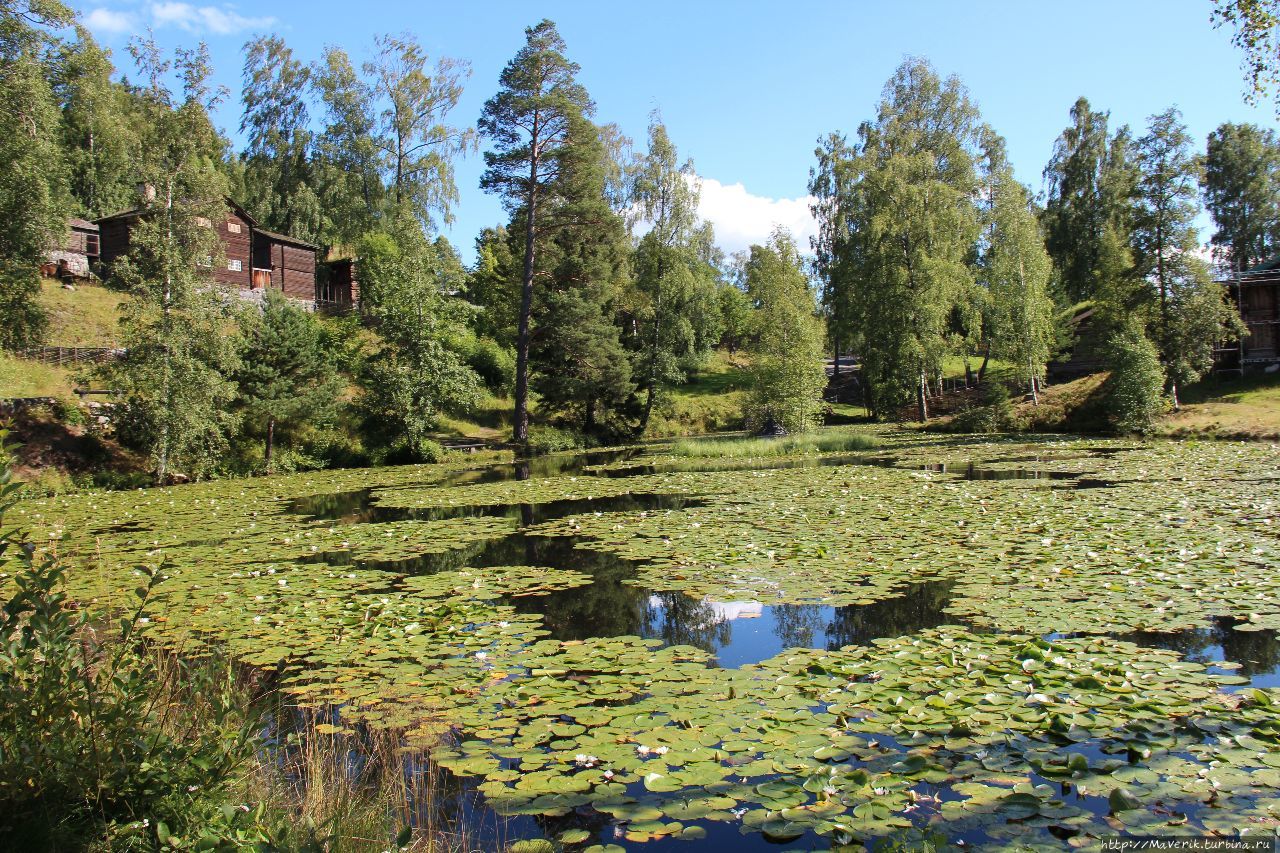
[[519, 575, 961, 668], [1118, 617, 1280, 688]]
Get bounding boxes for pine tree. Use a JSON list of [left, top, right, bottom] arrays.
[[478, 19, 593, 444], [528, 116, 633, 439]]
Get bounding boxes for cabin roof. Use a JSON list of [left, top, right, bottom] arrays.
[[255, 228, 318, 250], [97, 197, 261, 227], [68, 218, 98, 231]]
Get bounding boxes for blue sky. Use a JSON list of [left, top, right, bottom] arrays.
[[74, 0, 1277, 263]]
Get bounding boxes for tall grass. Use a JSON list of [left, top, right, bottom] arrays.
[[668, 431, 877, 458]]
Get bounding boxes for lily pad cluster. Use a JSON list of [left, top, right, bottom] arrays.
[[6, 427, 1280, 848]]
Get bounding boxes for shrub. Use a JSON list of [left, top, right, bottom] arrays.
[[949, 376, 1018, 434], [467, 337, 515, 395], [1103, 324, 1166, 434], [526, 425, 589, 455], [0, 452, 259, 847]]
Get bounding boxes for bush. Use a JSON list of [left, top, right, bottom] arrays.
[[1103, 324, 1166, 434], [466, 337, 515, 395], [526, 425, 589, 455]]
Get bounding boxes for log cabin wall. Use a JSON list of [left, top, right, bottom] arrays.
[[278, 243, 316, 301], [211, 209, 252, 288]]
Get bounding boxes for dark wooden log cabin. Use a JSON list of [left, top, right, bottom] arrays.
[[96, 198, 321, 307], [1218, 258, 1280, 374]]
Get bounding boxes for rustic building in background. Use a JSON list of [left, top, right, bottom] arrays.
[[1219, 258, 1280, 374], [42, 218, 100, 280], [94, 198, 344, 309]]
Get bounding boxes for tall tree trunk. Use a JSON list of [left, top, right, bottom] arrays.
[[832, 337, 840, 378], [964, 358, 973, 388], [514, 169, 538, 446], [917, 370, 929, 422], [977, 342, 991, 384], [265, 416, 275, 471], [1170, 381, 1180, 412], [1028, 355, 1039, 405]]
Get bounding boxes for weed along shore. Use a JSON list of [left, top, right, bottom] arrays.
[[9, 425, 1280, 849]]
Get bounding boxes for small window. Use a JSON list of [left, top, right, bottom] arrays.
[[195, 216, 212, 228], [228, 259, 243, 272], [227, 221, 242, 234], [85, 234, 100, 256]]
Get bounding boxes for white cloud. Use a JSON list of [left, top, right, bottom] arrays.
[[695, 176, 817, 257], [83, 7, 136, 34], [149, 2, 275, 35]]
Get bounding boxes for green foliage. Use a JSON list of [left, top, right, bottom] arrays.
[[628, 116, 724, 434], [357, 226, 482, 462], [239, 35, 323, 243], [97, 39, 240, 484], [1103, 322, 1166, 434], [525, 424, 589, 454], [0, 25, 68, 350], [1213, 0, 1280, 111], [52, 26, 142, 219], [669, 431, 876, 458], [982, 158, 1054, 396], [1134, 108, 1243, 400], [817, 58, 984, 417], [526, 117, 634, 440], [950, 374, 1018, 434], [741, 230, 827, 434], [1202, 121, 1280, 269], [0, 436, 258, 848], [464, 335, 515, 394]]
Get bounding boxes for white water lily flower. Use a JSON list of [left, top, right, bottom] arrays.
[[636, 745, 651, 756], [475, 651, 487, 660]]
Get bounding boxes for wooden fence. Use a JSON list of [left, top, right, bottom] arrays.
[[18, 347, 124, 367]]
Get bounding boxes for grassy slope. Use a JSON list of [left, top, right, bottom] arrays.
[[648, 350, 749, 437], [928, 370, 1279, 441], [38, 278, 126, 347], [1155, 373, 1280, 441], [0, 281, 126, 400]]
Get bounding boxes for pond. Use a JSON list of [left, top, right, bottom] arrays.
[[12, 427, 1280, 850]]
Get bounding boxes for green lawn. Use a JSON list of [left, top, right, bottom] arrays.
[[0, 352, 76, 399], [1157, 372, 1280, 440]]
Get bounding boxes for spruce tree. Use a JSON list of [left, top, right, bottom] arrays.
[[234, 291, 341, 471]]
